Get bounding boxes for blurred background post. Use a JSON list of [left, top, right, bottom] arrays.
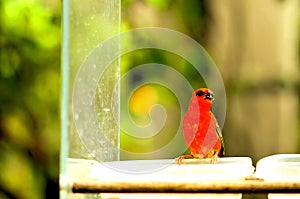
[[206, 0, 299, 163]]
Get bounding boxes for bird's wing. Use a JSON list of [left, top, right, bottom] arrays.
[[215, 119, 225, 157]]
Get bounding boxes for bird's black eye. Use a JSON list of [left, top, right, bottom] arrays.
[[196, 90, 205, 97]]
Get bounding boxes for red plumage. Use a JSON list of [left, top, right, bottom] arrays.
[[177, 88, 225, 164]]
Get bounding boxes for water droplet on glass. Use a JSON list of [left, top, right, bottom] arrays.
[[102, 108, 110, 112], [74, 113, 79, 120], [78, 128, 83, 136]]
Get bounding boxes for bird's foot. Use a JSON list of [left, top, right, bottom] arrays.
[[176, 154, 194, 164], [210, 154, 219, 164]]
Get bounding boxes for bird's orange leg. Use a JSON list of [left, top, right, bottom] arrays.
[[209, 150, 219, 164], [176, 154, 194, 164], [210, 154, 219, 164]]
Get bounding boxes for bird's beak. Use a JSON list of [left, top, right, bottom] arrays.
[[204, 91, 214, 101]]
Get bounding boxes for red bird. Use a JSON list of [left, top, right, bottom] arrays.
[[177, 88, 225, 164]]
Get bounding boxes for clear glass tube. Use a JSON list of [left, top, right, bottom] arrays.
[[60, 0, 120, 198]]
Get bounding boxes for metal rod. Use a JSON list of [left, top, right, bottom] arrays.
[[72, 180, 300, 194]]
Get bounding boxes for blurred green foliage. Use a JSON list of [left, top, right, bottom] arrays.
[[120, 0, 208, 159], [120, 49, 206, 159], [0, 0, 61, 198]]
